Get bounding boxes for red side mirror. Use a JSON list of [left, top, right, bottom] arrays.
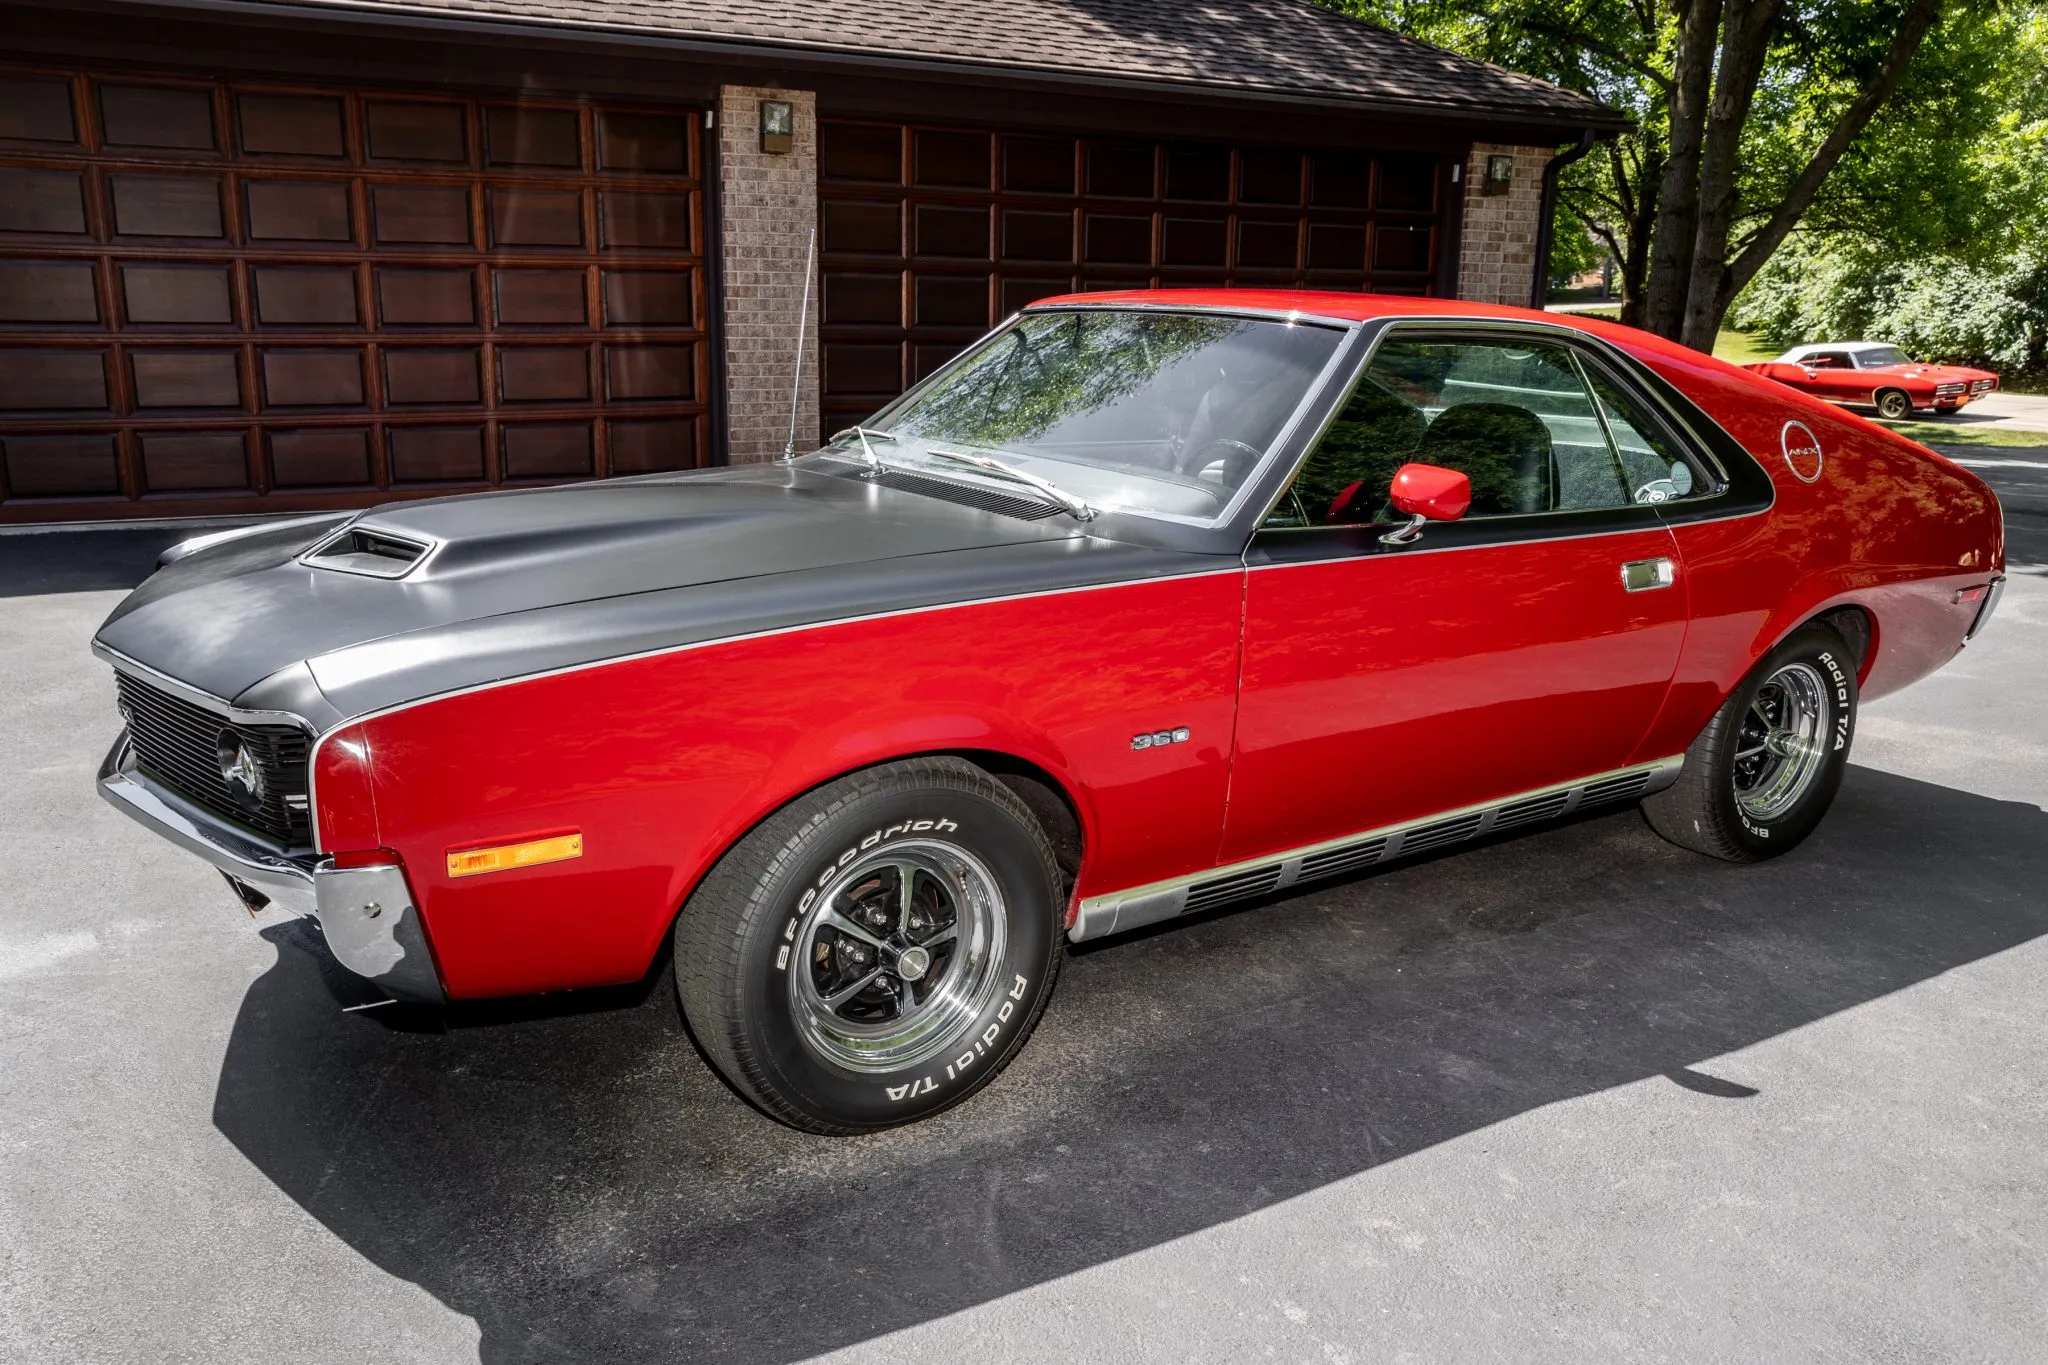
[[1389, 462, 1472, 522], [1380, 462, 1471, 546]]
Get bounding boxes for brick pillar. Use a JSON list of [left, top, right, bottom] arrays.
[[717, 85, 819, 463], [1456, 143, 1552, 306]]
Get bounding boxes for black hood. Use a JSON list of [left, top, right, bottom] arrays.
[[96, 463, 1218, 724]]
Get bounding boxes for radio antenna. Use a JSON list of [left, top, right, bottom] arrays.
[[782, 226, 818, 462]]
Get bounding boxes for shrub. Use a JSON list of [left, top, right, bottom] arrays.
[[1731, 238, 2048, 373]]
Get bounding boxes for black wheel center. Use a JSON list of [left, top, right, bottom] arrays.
[[811, 861, 963, 1022]]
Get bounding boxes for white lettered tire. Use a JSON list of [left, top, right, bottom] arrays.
[[674, 757, 1064, 1133], [1642, 622, 1858, 862]]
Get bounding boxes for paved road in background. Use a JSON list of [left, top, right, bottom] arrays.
[[3, 465, 2044, 1363], [1938, 445, 2048, 567], [1942, 391, 2048, 432]]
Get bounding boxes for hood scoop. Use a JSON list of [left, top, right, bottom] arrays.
[[301, 525, 433, 579]]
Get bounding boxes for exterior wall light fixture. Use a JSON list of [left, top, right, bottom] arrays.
[[1484, 153, 1514, 196], [760, 99, 794, 154]]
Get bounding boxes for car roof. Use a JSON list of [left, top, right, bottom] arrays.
[[1027, 288, 1570, 327], [1020, 287, 1741, 381], [1781, 341, 1897, 359]]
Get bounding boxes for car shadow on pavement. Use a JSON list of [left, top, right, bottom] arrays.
[[211, 765, 2048, 1364]]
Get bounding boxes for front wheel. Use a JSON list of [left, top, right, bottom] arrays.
[[1642, 622, 1858, 862], [1875, 389, 1914, 420], [674, 758, 1064, 1133]]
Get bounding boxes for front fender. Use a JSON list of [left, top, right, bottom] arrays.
[[353, 568, 1243, 998], [739, 703, 1098, 867]]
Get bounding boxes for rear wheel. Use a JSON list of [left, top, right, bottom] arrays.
[[674, 757, 1063, 1133], [1642, 623, 1858, 862], [1875, 389, 1914, 420]]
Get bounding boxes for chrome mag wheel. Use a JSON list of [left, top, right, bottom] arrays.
[[1732, 662, 1830, 821], [789, 839, 1008, 1074]]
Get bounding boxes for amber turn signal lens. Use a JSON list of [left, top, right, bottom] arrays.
[[446, 833, 583, 879]]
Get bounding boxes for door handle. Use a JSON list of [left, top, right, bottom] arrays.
[[1621, 557, 1676, 592]]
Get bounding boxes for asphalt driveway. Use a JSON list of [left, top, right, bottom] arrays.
[[2, 488, 2044, 1362]]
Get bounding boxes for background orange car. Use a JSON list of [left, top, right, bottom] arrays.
[[1745, 342, 1999, 419]]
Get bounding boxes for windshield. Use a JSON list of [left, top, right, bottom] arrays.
[[821, 309, 1347, 523], [1856, 346, 1909, 368]]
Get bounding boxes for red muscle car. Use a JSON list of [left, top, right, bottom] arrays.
[[1745, 341, 1999, 419], [95, 292, 2006, 1133]]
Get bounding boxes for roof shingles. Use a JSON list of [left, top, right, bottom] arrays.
[[211, 0, 1617, 124]]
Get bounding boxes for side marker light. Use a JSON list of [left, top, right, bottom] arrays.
[[447, 833, 583, 879]]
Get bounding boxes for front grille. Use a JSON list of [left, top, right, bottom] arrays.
[[1972, 379, 1997, 393], [114, 672, 311, 846]]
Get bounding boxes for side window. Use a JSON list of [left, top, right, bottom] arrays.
[[1582, 365, 1714, 505], [1267, 336, 1634, 527]]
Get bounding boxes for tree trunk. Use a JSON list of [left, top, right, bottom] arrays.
[[1617, 145, 1662, 330], [1701, 0, 1947, 338], [1640, 0, 1720, 338], [1678, 0, 1781, 351]]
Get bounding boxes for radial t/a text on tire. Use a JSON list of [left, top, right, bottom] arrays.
[[1642, 621, 1859, 862], [673, 757, 1064, 1134]]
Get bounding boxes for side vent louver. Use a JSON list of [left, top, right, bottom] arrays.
[[1579, 772, 1651, 807], [1297, 836, 1389, 884], [1397, 811, 1486, 857], [1183, 865, 1284, 915], [1491, 790, 1572, 832], [1069, 763, 1677, 944], [302, 527, 431, 579]]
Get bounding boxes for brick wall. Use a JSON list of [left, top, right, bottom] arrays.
[[1456, 143, 1551, 307], [718, 85, 820, 464]]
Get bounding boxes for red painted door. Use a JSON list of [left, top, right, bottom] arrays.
[[1224, 531, 1686, 862], [1803, 352, 1864, 405], [1220, 329, 1698, 864]]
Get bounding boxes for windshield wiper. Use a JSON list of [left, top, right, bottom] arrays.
[[927, 449, 1097, 522], [829, 425, 897, 476]]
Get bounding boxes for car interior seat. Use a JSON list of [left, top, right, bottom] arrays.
[[1410, 402, 1554, 516], [1309, 384, 1430, 523]]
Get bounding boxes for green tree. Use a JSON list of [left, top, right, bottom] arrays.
[[1323, 0, 2001, 349], [1730, 10, 2048, 371]]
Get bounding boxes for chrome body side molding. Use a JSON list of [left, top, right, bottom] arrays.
[[1068, 756, 1685, 942], [97, 733, 444, 1004]]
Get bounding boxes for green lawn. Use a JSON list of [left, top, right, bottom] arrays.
[[1713, 329, 1776, 366], [1561, 311, 1775, 367], [1874, 419, 2048, 449]]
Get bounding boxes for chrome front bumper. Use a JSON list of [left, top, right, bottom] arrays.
[[97, 732, 445, 1004]]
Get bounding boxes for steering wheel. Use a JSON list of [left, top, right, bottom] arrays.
[[1179, 438, 1263, 486]]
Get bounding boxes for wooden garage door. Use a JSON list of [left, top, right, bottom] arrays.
[[817, 118, 1451, 435], [0, 66, 708, 523]]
